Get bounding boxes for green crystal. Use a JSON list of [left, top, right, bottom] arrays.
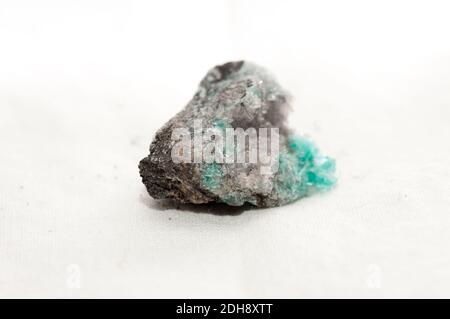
[[274, 135, 336, 205], [201, 162, 223, 191]]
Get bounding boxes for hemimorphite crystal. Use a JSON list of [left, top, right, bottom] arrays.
[[274, 135, 336, 205], [139, 61, 336, 208]]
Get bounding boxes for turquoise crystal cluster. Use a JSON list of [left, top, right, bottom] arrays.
[[139, 61, 336, 208], [273, 135, 336, 205]]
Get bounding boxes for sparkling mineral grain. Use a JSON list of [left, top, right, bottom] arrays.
[[139, 61, 336, 207]]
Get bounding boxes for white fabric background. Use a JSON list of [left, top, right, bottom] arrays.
[[1, 0, 450, 298]]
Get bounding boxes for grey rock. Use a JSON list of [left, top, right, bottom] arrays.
[[139, 61, 336, 208]]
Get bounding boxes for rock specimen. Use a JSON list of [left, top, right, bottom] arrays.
[[139, 61, 336, 207]]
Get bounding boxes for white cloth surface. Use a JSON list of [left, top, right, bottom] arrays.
[[1, 0, 450, 298]]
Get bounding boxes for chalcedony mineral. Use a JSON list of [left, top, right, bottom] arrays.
[[139, 61, 336, 207]]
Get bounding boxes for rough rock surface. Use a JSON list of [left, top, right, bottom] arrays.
[[139, 61, 336, 207]]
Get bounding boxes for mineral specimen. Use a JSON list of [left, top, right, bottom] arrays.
[[139, 61, 336, 207]]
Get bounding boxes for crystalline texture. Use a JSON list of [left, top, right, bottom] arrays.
[[139, 61, 336, 208]]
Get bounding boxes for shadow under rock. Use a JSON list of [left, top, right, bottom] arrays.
[[140, 194, 256, 216]]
